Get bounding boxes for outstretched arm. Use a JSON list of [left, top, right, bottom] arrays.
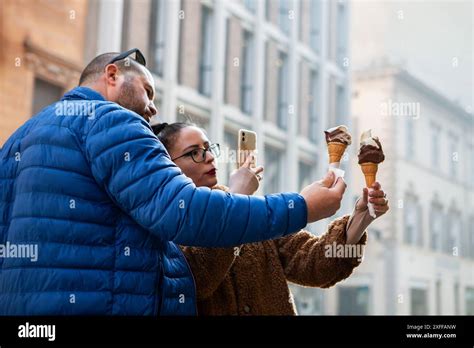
[[84, 107, 307, 247], [275, 215, 367, 288]]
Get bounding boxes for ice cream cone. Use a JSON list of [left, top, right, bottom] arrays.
[[327, 142, 347, 163], [360, 162, 378, 187]]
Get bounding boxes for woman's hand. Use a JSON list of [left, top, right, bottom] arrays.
[[228, 154, 264, 195], [355, 181, 389, 218], [346, 182, 389, 244]]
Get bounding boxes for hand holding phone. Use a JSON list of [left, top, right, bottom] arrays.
[[237, 129, 257, 169]]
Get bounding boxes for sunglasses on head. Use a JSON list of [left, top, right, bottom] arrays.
[[107, 48, 146, 67]]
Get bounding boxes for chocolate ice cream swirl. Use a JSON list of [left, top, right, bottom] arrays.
[[358, 138, 385, 164], [324, 126, 352, 145]]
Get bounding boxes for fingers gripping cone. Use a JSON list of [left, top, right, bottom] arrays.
[[327, 142, 347, 187], [360, 162, 378, 218], [360, 162, 378, 187]]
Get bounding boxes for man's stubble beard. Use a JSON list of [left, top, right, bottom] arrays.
[[117, 76, 146, 118]]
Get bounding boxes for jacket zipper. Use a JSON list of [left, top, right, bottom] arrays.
[[155, 254, 164, 316], [179, 249, 199, 315]]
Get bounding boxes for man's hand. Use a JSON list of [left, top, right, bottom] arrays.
[[300, 171, 346, 223]]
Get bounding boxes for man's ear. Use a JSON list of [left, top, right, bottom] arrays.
[[104, 64, 119, 86]]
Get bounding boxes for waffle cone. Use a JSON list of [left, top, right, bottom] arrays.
[[327, 142, 347, 163], [360, 162, 378, 187]]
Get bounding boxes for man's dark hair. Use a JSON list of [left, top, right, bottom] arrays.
[[79, 52, 144, 85]]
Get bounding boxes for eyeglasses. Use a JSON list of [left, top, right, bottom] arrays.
[[172, 144, 221, 163], [107, 48, 146, 67]]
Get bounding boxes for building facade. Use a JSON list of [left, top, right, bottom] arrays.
[[348, 63, 474, 315], [0, 0, 90, 145]]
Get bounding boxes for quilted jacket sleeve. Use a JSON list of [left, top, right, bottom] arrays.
[[84, 106, 308, 247]]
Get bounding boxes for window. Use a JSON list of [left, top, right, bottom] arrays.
[[462, 218, 472, 259], [298, 1, 305, 42], [265, 0, 271, 21], [278, 0, 290, 34], [469, 216, 474, 260], [454, 283, 460, 315], [338, 286, 370, 315], [292, 286, 324, 315], [241, 30, 254, 115], [470, 145, 474, 187], [276, 51, 289, 129], [32, 78, 63, 115], [149, 0, 166, 76], [309, 0, 321, 53], [223, 18, 230, 103], [327, 78, 346, 127], [406, 118, 415, 160], [403, 195, 422, 246], [466, 287, 474, 315], [221, 131, 238, 185], [430, 202, 443, 251], [327, 77, 337, 127], [298, 62, 319, 142], [299, 161, 316, 233], [263, 41, 269, 121], [243, 0, 255, 12], [199, 5, 213, 97], [449, 136, 458, 178], [336, 1, 347, 67], [435, 280, 442, 315], [445, 210, 461, 256], [298, 162, 314, 191], [121, 0, 131, 50], [264, 146, 282, 194], [335, 84, 346, 125], [176, 107, 210, 134], [430, 125, 440, 168], [298, 61, 305, 135], [308, 70, 319, 143], [411, 288, 428, 315]]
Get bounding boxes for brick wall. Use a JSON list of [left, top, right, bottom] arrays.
[[0, 0, 88, 146]]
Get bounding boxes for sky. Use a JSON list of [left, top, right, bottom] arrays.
[[351, 0, 473, 112]]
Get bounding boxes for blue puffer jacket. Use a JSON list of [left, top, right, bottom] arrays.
[[0, 87, 307, 315]]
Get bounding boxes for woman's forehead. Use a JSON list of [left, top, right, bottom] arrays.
[[177, 126, 209, 146]]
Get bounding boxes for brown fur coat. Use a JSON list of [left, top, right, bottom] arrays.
[[181, 185, 367, 315]]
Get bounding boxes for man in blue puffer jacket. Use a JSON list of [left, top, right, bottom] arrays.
[[0, 49, 346, 315]]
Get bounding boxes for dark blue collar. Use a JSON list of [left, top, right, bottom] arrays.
[[61, 87, 106, 102]]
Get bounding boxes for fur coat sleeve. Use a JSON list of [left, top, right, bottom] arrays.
[[274, 215, 367, 288]]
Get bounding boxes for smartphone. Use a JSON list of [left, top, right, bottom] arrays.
[[237, 129, 257, 168]]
